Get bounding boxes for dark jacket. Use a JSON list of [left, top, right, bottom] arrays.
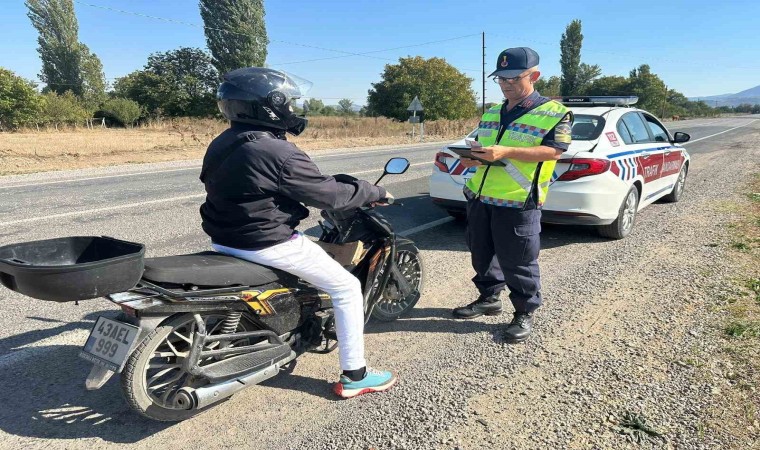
[[200, 123, 386, 250]]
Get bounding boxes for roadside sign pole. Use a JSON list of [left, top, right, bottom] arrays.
[[411, 111, 416, 139], [407, 96, 424, 143]]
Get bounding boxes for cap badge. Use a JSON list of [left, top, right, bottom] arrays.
[[500, 55, 509, 67]]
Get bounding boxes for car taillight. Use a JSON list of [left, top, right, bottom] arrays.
[[434, 152, 450, 173], [556, 158, 611, 181]]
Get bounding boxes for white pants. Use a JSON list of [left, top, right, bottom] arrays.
[[212, 235, 366, 371]]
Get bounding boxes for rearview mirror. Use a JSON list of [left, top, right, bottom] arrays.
[[375, 157, 410, 185], [672, 131, 690, 144], [384, 157, 410, 174]]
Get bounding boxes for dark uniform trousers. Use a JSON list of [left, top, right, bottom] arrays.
[[466, 198, 543, 313]]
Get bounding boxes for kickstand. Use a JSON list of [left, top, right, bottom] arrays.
[[310, 337, 338, 354]]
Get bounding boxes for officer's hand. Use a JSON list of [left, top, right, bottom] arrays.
[[470, 145, 508, 162], [459, 157, 482, 168], [373, 191, 394, 207]]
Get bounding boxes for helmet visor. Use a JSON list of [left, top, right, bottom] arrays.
[[278, 70, 313, 100]]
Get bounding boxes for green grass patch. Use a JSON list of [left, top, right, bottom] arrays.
[[731, 241, 750, 251], [748, 278, 760, 304], [725, 321, 760, 338]]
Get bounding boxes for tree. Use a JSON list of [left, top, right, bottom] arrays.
[[100, 97, 141, 127], [534, 75, 561, 97], [306, 98, 324, 115], [627, 64, 666, 113], [338, 99, 355, 116], [114, 47, 219, 117], [559, 20, 582, 95], [586, 76, 630, 96], [25, 0, 105, 105], [367, 56, 477, 121], [26, 0, 80, 94], [576, 63, 602, 95], [0, 68, 44, 130], [321, 105, 338, 116], [79, 44, 107, 111], [559, 19, 599, 95], [41, 90, 88, 128], [199, 0, 268, 75]]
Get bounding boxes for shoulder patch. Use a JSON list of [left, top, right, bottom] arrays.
[[553, 120, 572, 144]]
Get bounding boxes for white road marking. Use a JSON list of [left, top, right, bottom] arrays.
[[398, 216, 454, 236], [0, 167, 202, 191], [0, 143, 442, 189], [0, 194, 207, 226], [683, 119, 758, 145], [0, 162, 433, 227]]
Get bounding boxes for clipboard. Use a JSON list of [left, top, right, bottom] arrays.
[[447, 145, 505, 166]]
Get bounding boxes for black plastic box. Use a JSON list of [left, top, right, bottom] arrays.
[[0, 236, 145, 302]]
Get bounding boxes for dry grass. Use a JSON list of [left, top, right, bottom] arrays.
[[711, 172, 760, 443], [0, 116, 477, 175]]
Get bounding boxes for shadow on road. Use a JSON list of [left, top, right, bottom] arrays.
[[260, 366, 337, 401], [0, 312, 106, 355], [410, 219, 609, 253], [0, 345, 172, 443], [366, 307, 500, 336]]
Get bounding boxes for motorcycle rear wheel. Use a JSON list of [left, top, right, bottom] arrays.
[[121, 312, 257, 421]]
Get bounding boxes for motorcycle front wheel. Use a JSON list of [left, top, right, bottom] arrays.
[[121, 312, 257, 421], [369, 241, 424, 322]]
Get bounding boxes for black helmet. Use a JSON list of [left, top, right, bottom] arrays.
[[217, 67, 312, 136]]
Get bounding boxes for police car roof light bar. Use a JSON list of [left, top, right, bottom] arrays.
[[552, 96, 639, 107]]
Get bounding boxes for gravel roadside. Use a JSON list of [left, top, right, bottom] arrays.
[[274, 124, 760, 450]]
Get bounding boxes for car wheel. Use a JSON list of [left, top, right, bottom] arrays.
[[661, 166, 687, 203], [447, 210, 467, 222], [597, 186, 639, 240]]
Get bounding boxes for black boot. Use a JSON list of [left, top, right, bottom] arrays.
[[503, 312, 533, 343], [452, 294, 503, 319]]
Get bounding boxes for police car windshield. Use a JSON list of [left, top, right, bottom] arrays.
[[571, 115, 605, 141]]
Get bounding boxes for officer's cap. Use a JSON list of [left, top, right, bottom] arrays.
[[489, 47, 540, 78]]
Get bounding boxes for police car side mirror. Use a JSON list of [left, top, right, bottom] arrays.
[[672, 132, 690, 144]]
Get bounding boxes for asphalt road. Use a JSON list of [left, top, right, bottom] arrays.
[[0, 115, 756, 448]]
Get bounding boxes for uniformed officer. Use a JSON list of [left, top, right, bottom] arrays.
[[452, 47, 572, 343]]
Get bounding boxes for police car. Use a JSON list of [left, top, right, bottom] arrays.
[[429, 96, 691, 239]]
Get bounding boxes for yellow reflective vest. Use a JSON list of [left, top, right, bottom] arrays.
[[465, 100, 569, 208]]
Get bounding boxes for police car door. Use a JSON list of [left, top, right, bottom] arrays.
[[616, 112, 665, 203], [641, 112, 684, 196]]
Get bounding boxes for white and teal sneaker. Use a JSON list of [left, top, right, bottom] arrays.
[[333, 367, 398, 398]]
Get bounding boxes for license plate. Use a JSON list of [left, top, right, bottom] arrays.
[[79, 317, 139, 372]]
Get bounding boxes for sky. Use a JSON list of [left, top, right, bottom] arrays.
[[1, 0, 759, 106]]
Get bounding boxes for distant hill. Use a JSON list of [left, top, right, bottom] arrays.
[[689, 84, 760, 107]]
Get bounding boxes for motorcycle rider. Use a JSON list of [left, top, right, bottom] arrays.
[[199, 67, 397, 398]]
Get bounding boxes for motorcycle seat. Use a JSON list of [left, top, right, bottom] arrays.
[[142, 251, 292, 288]]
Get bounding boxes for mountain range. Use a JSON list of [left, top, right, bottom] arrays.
[[689, 84, 760, 107]]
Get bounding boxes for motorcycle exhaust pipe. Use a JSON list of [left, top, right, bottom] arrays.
[[175, 351, 297, 410]]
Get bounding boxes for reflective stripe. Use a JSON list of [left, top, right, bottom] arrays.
[[478, 129, 494, 137], [464, 186, 543, 209], [479, 120, 500, 130], [524, 110, 566, 119], [502, 160, 533, 191], [539, 181, 550, 189]]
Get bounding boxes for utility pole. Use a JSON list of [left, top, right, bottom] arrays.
[[482, 31, 486, 115], [661, 84, 668, 119]]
